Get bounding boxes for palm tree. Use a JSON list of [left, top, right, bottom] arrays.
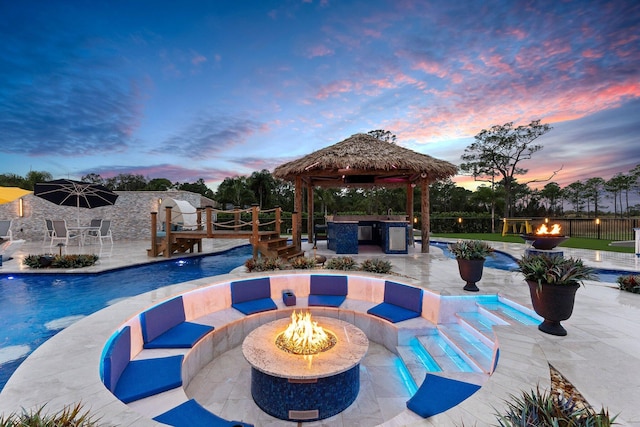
[[584, 177, 605, 217], [248, 170, 276, 209], [564, 181, 586, 216], [540, 182, 562, 215]]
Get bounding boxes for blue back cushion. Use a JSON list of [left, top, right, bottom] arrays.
[[384, 281, 423, 313], [141, 297, 186, 343], [231, 278, 271, 303], [103, 326, 131, 392], [310, 275, 348, 296]]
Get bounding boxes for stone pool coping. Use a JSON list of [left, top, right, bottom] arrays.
[[0, 270, 551, 426]]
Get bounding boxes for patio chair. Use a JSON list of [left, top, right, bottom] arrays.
[[0, 220, 12, 241], [87, 219, 113, 245], [42, 219, 54, 246], [50, 220, 80, 248], [84, 219, 102, 245]]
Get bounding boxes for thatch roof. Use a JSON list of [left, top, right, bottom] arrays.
[[273, 133, 458, 187]]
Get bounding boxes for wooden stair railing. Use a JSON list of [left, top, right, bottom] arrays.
[[149, 205, 303, 260]]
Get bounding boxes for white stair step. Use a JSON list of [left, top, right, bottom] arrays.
[[417, 334, 474, 373], [437, 324, 494, 374]]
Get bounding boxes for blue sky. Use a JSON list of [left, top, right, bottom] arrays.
[[1, 0, 638, 191]]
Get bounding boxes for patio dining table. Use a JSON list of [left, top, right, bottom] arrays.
[[67, 225, 101, 246]]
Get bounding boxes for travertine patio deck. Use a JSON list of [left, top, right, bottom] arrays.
[[0, 239, 638, 426]]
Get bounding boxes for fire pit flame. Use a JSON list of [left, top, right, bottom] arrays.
[[536, 224, 561, 235], [276, 311, 337, 355]]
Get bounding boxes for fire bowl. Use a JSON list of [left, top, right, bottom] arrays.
[[521, 234, 569, 250]]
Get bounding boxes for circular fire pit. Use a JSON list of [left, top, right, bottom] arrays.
[[521, 234, 569, 250], [242, 315, 369, 422]]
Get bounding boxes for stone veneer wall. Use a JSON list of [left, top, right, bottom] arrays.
[[0, 191, 214, 242]]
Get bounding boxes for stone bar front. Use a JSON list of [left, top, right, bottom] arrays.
[[242, 317, 369, 422]]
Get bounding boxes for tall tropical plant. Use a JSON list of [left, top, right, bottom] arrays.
[[460, 119, 552, 217]]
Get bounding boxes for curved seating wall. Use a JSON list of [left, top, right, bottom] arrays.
[[100, 272, 500, 424]]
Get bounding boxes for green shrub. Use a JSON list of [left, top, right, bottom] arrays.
[[23, 254, 99, 269], [617, 274, 640, 294], [495, 386, 616, 426], [326, 256, 358, 271], [360, 258, 392, 274], [244, 257, 286, 272], [290, 256, 317, 269], [0, 402, 102, 426]]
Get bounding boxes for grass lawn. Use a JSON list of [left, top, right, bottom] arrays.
[[430, 232, 635, 254]]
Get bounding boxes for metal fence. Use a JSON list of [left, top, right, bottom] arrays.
[[431, 217, 639, 241]]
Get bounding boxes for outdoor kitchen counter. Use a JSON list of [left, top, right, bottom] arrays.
[[326, 215, 409, 254]]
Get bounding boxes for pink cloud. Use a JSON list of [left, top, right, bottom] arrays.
[[307, 44, 334, 58], [191, 53, 207, 65], [362, 28, 382, 38], [582, 49, 603, 59], [503, 27, 527, 41], [479, 53, 514, 75], [315, 79, 357, 99], [411, 59, 449, 78]]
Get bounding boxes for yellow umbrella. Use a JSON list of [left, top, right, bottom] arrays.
[[0, 187, 32, 205]]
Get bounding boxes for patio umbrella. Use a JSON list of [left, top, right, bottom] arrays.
[[0, 186, 32, 205], [34, 179, 119, 225]]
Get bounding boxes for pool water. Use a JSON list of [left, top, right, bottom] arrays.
[[431, 241, 636, 282], [0, 245, 253, 390]]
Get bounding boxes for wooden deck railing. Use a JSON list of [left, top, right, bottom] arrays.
[[149, 205, 284, 257]]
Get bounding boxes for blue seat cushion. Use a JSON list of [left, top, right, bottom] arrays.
[[232, 297, 277, 315], [102, 326, 132, 392], [308, 294, 346, 307], [143, 322, 214, 349], [114, 355, 184, 403], [141, 297, 186, 343], [367, 302, 421, 323], [384, 281, 423, 312], [406, 374, 480, 418], [310, 275, 348, 296], [231, 277, 271, 304], [154, 399, 254, 427]]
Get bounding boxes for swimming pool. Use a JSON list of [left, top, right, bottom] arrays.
[[0, 245, 253, 390], [431, 241, 636, 282]]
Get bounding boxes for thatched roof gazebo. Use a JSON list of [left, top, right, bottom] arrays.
[[273, 133, 458, 253]]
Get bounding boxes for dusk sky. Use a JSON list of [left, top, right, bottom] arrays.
[[1, 0, 638, 192]]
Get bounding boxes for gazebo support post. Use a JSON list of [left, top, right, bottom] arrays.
[[307, 184, 314, 245], [420, 177, 430, 253], [294, 176, 303, 250], [406, 183, 414, 225]]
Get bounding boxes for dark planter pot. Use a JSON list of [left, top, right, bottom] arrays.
[[526, 280, 579, 336], [456, 258, 485, 292]]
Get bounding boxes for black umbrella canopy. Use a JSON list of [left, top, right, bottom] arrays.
[[34, 179, 119, 209]]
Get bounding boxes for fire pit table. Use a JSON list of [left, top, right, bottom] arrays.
[[521, 223, 569, 251], [520, 234, 569, 250], [242, 314, 369, 422]]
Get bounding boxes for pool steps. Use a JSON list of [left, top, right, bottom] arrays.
[[395, 299, 539, 389]]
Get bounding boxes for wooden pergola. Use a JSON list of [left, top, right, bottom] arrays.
[[273, 133, 458, 253]]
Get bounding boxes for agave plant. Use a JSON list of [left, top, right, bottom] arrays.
[[0, 402, 102, 427], [448, 240, 494, 260], [516, 253, 598, 287], [495, 386, 616, 426], [326, 256, 358, 271], [359, 258, 393, 274], [617, 274, 640, 294]]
